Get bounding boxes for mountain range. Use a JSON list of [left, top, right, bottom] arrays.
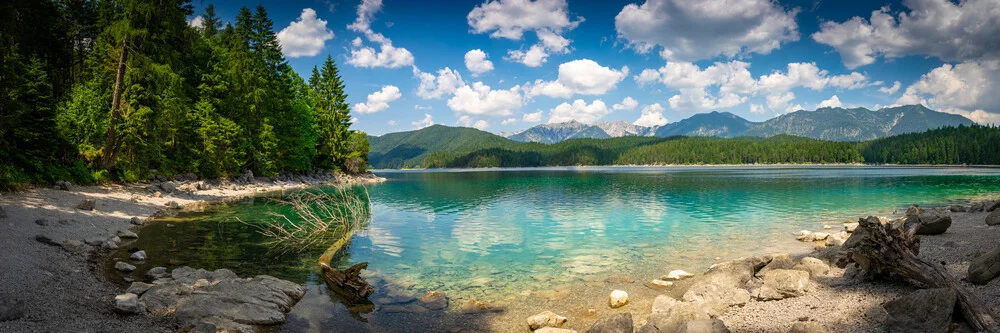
[[368, 105, 975, 168], [504, 105, 973, 143]]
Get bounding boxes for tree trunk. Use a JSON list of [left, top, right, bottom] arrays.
[[321, 262, 374, 305], [100, 38, 128, 170], [842, 216, 1000, 332]]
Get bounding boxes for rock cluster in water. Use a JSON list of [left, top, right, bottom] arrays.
[[117, 267, 305, 332]]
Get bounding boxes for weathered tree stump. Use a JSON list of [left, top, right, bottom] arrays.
[[839, 216, 999, 332], [321, 262, 375, 305]]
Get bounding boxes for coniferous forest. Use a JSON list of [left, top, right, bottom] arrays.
[[1, 1, 367, 190]]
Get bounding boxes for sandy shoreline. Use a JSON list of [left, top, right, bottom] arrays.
[[0, 174, 997, 332], [0, 173, 383, 332]]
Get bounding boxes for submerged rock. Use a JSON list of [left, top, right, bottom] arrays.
[[586, 312, 632, 333], [460, 299, 496, 314], [147, 267, 169, 279], [608, 290, 628, 308], [883, 288, 956, 333], [417, 291, 448, 310], [114, 293, 145, 315], [968, 245, 1000, 285], [527, 311, 567, 330], [114, 261, 136, 272]]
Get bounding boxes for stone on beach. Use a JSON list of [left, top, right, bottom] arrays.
[[651, 295, 679, 315], [758, 254, 795, 276], [843, 222, 859, 232], [791, 257, 830, 277], [130, 217, 143, 225], [650, 279, 674, 288], [585, 312, 632, 333], [608, 290, 628, 308], [117, 229, 138, 238], [113, 293, 145, 315], [76, 199, 96, 211], [683, 256, 768, 306], [752, 269, 810, 301], [967, 245, 1000, 285], [903, 208, 952, 235], [114, 261, 136, 272], [663, 270, 694, 281], [527, 311, 567, 330], [883, 288, 956, 333], [147, 267, 169, 279], [639, 300, 710, 333], [824, 232, 848, 247], [127, 282, 154, 296], [987, 209, 1000, 226], [788, 322, 829, 333]]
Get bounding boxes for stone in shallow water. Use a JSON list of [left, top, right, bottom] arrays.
[[117, 229, 138, 238], [527, 310, 567, 330], [418, 291, 448, 310], [608, 290, 628, 308], [114, 261, 136, 272], [663, 270, 694, 281], [130, 250, 147, 261], [380, 304, 428, 313]]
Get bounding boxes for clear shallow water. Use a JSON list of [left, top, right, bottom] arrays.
[[107, 166, 1000, 332]]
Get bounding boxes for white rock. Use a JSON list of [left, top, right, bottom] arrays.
[[825, 232, 849, 247], [117, 229, 138, 238], [663, 270, 695, 281], [794, 230, 812, 236], [650, 279, 674, 288], [795, 234, 817, 242], [130, 250, 147, 261], [527, 311, 567, 330], [115, 261, 136, 272], [822, 225, 832, 230], [608, 290, 629, 308], [113, 293, 144, 314], [811, 232, 830, 241], [844, 222, 859, 233]]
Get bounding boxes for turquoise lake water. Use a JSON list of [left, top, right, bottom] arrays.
[[108, 166, 1000, 331]]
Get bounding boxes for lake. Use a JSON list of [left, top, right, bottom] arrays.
[[106, 166, 1000, 332]]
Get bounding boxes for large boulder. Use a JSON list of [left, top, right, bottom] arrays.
[[883, 288, 956, 333], [638, 301, 710, 333], [76, 199, 96, 211], [824, 232, 849, 247], [683, 256, 769, 306], [651, 295, 678, 316], [988, 200, 1000, 212], [586, 312, 632, 333], [528, 311, 568, 330], [678, 319, 730, 333], [968, 245, 1000, 285], [791, 257, 830, 277], [903, 208, 952, 235], [987, 209, 1000, 226], [757, 254, 795, 277], [753, 269, 810, 301], [139, 267, 305, 332]]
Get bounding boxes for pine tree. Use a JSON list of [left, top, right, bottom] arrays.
[[310, 55, 352, 170]]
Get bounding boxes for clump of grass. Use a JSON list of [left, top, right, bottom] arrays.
[[253, 186, 372, 254]]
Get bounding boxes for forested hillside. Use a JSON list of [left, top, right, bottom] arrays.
[[376, 125, 1000, 168], [1, 1, 367, 190], [368, 125, 519, 168]]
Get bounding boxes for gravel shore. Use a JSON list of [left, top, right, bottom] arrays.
[[0, 174, 382, 332]]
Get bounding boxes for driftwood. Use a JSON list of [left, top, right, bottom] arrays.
[[839, 216, 1000, 332], [321, 262, 375, 305]]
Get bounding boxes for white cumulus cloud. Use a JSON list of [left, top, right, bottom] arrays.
[[415, 67, 465, 99], [879, 81, 902, 95], [346, 0, 415, 68], [447, 82, 523, 117], [523, 111, 543, 122], [468, 0, 583, 67], [813, 0, 1000, 69], [526, 59, 628, 98], [634, 103, 668, 127], [615, 0, 799, 61], [818, 95, 843, 108], [457, 116, 491, 130], [413, 113, 434, 129], [354, 85, 401, 114], [464, 49, 495, 76], [277, 8, 335, 58], [548, 99, 610, 124], [613, 97, 639, 111], [188, 16, 204, 29], [896, 60, 1000, 124]]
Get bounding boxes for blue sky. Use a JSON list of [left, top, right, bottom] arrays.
[[189, 0, 1000, 135]]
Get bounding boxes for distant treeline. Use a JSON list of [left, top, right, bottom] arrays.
[[422, 125, 1000, 168]]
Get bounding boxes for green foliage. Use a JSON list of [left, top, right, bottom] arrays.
[[377, 125, 1000, 168], [0, 1, 369, 190]]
